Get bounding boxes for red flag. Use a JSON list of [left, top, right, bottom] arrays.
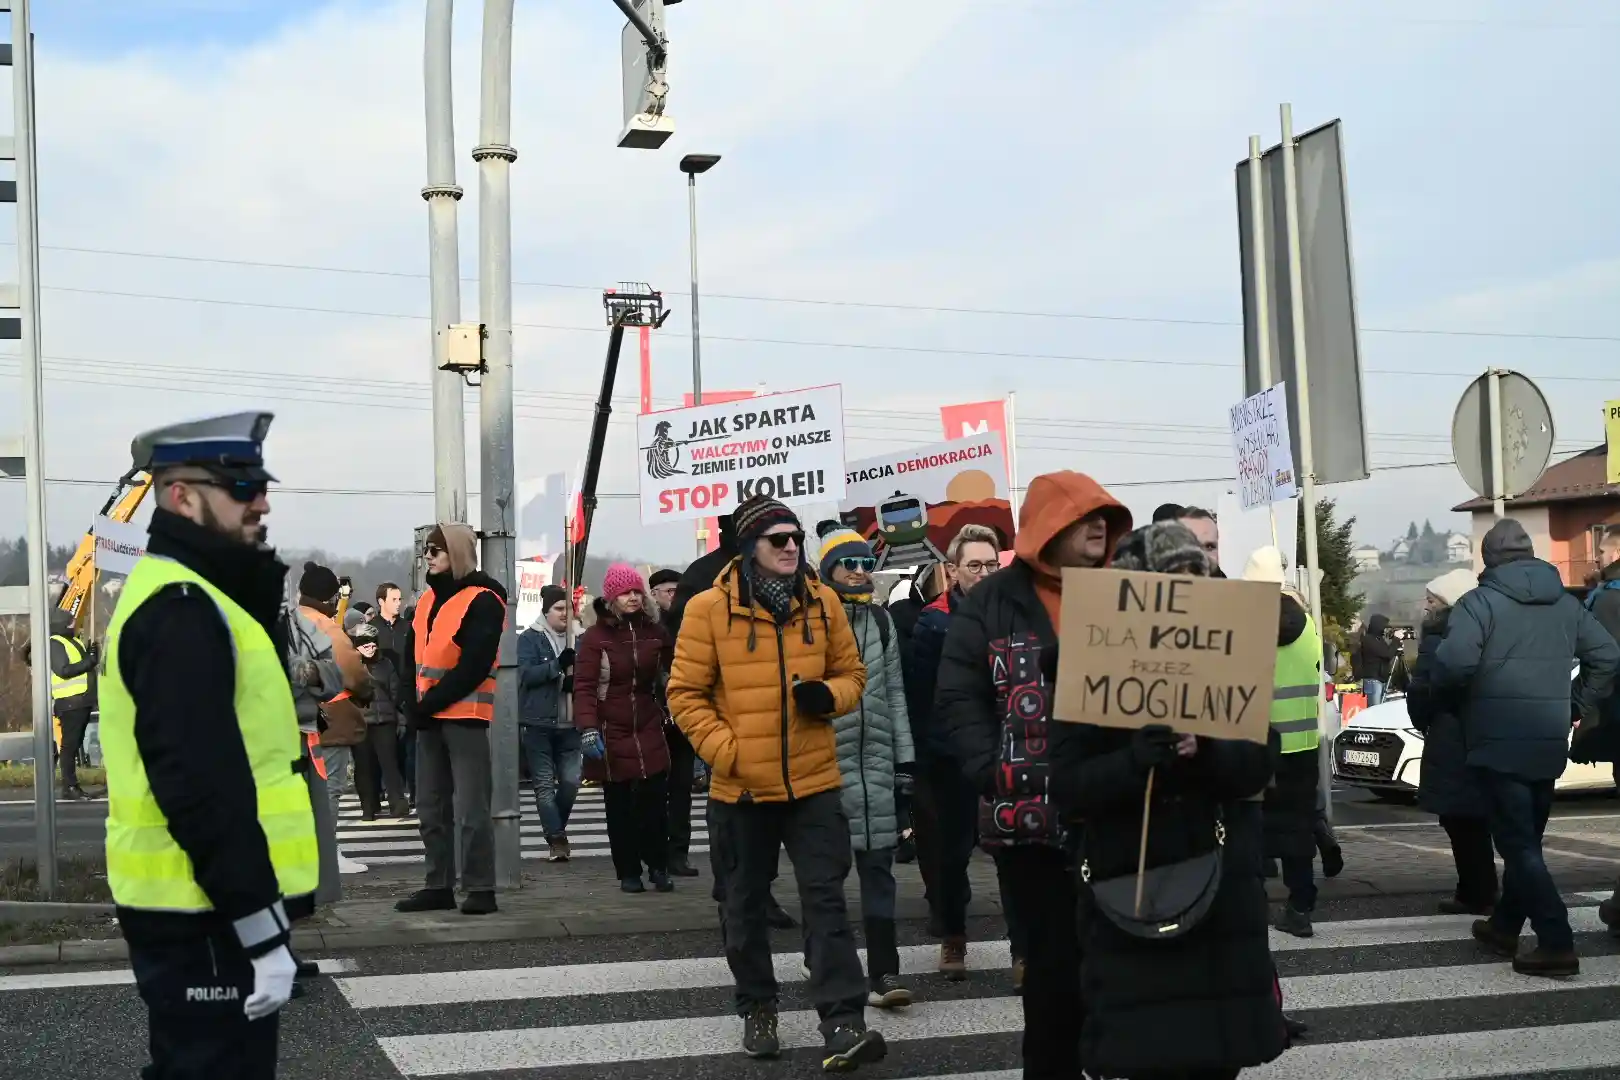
[[939, 399, 1010, 481], [685, 390, 758, 552], [638, 326, 653, 415]]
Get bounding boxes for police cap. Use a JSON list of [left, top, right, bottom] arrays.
[[131, 412, 277, 483]]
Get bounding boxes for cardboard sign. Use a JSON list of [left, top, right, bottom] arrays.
[[513, 557, 556, 630], [1052, 568, 1280, 745], [636, 384, 846, 524], [1229, 384, 1297, 510]]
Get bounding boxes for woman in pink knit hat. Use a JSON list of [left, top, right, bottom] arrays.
[[573, 562, 676, 892]]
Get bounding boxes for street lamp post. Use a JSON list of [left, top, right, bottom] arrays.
[[679, 153, 719, 558]]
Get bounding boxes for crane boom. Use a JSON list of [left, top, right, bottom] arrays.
[[57, 469, 152, 632]]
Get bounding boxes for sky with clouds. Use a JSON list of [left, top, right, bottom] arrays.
[[1, 0, 1617, 567]]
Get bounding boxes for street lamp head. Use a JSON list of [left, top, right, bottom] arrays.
[[680, 153, 721, 176]]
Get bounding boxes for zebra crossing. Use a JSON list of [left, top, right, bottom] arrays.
[[334, 786, 710, 864], [330, 898, 1620, 1079]]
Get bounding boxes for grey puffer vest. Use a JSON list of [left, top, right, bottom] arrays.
[[829, 602, 916, 852]]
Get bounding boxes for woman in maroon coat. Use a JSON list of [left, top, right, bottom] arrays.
[[574, 563, 675, 893]]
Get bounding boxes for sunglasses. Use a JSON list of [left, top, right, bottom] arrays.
[[763, 531, 805, 550], [424, 544, 444, 557], [837, 556, 877, 573], [187, 477, 269, 503]]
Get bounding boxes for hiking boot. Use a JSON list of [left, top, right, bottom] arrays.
[[1599, 896, 1620, 934], [1284, 1014, 1309, 1041], [395, 888, 457, 913], [650, 870, 675, 893], [621, 877, 646, 894], [547, 838, 568, 863], [1275, 906, 1313, 939], [821, 1026, 887, 1072], [1472, 918, 1519, 958], [939, 936, 967, 980], [1011, 958, 1026, 995], [1513, 947, 1579, 978], [669, 855, 699, 877], [1438, 897, 1495, 917], [867, 974, 913, 1010], [559, 836, 572, 860], [742, 1005, 780, 1059], [295, 958, 321, 979], [460, 890, 498, 916], [59, 785, 93, 802]]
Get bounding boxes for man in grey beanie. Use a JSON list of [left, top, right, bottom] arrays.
[[1432, 518, 1619, 977]]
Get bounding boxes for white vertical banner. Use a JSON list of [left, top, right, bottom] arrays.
[[93, 516, 148, 576], [1229, 383, 1298, 510]]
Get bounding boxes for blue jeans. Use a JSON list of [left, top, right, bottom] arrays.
[[1363, 678, 1386, 707], [521, 725, 582, 839], [1477, 768, 1571, 951]]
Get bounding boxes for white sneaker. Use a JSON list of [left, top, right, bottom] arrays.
[[337, 856, 370, 874]]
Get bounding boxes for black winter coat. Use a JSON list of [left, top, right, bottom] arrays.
[[1050, 722, 1286, 1077], [1407, 607, 1485, 817], [902, 591, 958, 763], [1433, 557, 1620, 781], [936, 561, 1066, 850], [1573, 568, 1620, 763], [1356, 613, 1399, 682], [1262, 595, 1320, 860]]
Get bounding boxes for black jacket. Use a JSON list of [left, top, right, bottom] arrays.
[[405, 570, 508, 726], [936, 561, 1066, 849], [1262, 595, 1320, 859], [1571, 564, 1620, 762], [902, 589, 959, 763], [1407, 607, 1485, 817], [114, 510, 294, 947], [667, 536, 738, 638], [1356, 614, 1399, 682], [1434, 557, 1620, 781], [1050, 722, 1285, 1076]]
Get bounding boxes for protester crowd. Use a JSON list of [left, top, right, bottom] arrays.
[[77, 407, 1620, 1080]]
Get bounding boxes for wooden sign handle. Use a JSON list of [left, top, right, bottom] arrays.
[[1134, 766, 1155, 918]]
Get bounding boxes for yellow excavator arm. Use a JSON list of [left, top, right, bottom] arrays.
[[57, 469, 153, 632]]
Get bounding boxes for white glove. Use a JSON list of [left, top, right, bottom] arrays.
[[243, 944, 298, 1021]]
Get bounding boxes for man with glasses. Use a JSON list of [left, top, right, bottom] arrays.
[[904, 524, 1003, 982], [99, 412, 316, 1077], [668, 495, 886, 1070]]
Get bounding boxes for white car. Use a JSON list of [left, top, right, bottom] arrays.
[[1332, 671, 1610, 800]]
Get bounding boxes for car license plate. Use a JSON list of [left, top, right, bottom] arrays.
[[1341, 749, 1380, 766]]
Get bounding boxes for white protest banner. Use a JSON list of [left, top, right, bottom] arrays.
[[1229, 384, 1297, 510], [637, 384, 846, 525], [514, 557, 556, 629], [840, 434, 1015, 569], [93, 516, 147, 576]]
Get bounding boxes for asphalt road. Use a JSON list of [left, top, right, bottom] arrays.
[[6, 783, 1619, 861], [9, 895, 1620, 1079]]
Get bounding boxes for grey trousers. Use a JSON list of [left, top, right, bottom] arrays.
[[416, 722, 495, 892], [319, 745, 354, 822], [303, 744, 341, 905]]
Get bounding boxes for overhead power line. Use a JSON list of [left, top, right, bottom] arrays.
[[26, 285, 1618, 384], [12, 240, 1620, 346]]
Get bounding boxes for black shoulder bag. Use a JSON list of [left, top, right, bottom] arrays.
[[1080, 802, 1225, 941]]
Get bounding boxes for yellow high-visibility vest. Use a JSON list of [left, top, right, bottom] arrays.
[[99, 556, 318, 911], [1272, 612, 1323, 755], [49, 635, 89, 702]]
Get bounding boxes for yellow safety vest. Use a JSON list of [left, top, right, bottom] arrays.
[[49, 635, 89, 702], [99, 556, 318, 912], [1272, 612, 1323, 755]]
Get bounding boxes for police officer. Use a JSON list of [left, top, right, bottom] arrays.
[[99, 412, 318, 1079]]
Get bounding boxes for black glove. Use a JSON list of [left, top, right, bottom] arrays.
[[791, 679, 837, 718], [557, 647, 576, 671], [561, 674, 574, 695], [1039, 643, 1059, 683], [893, 761, 916, 797], [1129, 724, 1180, 773]]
